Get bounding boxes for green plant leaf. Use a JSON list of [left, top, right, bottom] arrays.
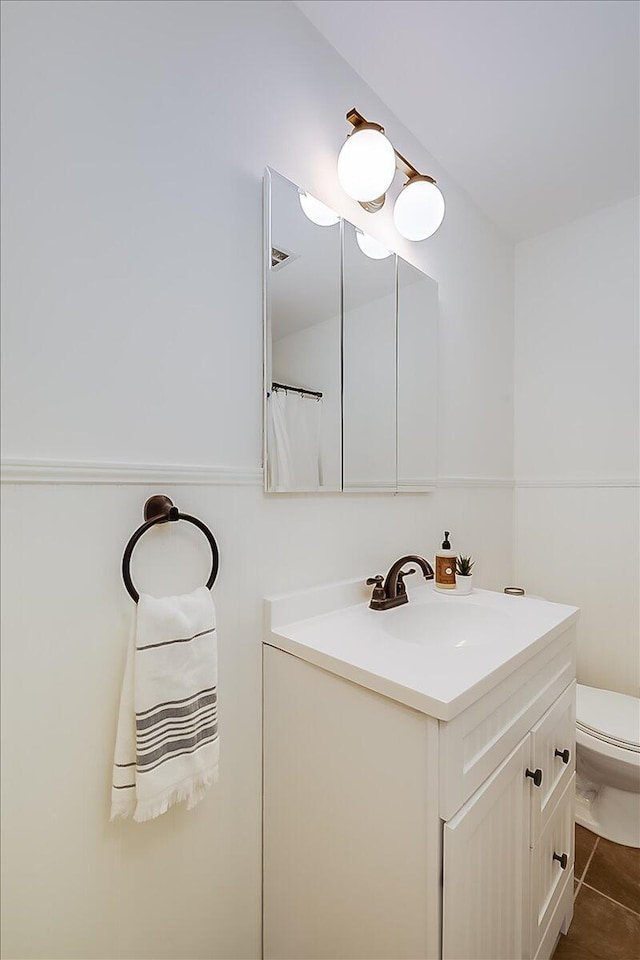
[[456, 555, 475, 576]]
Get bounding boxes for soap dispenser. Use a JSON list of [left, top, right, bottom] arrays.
[[435, 531, 457, 591]]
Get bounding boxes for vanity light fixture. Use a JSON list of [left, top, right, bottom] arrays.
[[338, 108, 445, 241], [355, 230, 393, 260], [298, 190, 340, 226]]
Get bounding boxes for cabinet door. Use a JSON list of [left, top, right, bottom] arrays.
[[443, 737, 530, 960], [530, 775, 575, 958], [530, 682, 576, 844]]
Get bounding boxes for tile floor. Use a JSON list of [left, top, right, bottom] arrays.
[[552, 825, 640, 959]]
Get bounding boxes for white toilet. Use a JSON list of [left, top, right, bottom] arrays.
[[575, 683, 640, 848]]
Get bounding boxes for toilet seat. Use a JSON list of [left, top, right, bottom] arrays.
[[577, 726, 640, 771], [576, 684, 640, 754]]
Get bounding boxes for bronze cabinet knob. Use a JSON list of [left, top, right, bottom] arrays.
[[525, 768, 543, 787]]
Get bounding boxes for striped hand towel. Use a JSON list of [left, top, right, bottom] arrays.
[[111, 586, 219, 822]]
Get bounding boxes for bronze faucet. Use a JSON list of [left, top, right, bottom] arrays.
[[367, 555, 434, 611]]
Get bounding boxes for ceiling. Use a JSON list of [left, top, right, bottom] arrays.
[[295, 0, 639, 241]]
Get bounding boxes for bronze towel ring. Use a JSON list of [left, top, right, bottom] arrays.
[[121, 495, 219, 603]]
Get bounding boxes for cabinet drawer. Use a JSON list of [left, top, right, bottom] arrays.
[[440, 628, 576, 820], [530, 682, 576, 844], [530, 774, 575, 958]]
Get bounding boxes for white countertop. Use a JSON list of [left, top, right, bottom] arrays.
[[264, 579, 579, 720]]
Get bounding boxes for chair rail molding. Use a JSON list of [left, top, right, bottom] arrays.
[[4, 460, 635, 489], [437, 477, 514, 489], [515, 478, 640, 489], [0, 458, 264, 486]]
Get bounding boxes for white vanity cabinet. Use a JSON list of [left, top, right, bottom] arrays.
[[263, 592, 577, 960]]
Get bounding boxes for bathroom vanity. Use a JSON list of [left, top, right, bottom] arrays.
[[262, 581, 578, 960]]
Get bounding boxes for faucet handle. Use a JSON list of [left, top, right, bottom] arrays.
[[397, 568, 416, 594], [366, 575, 385, 603]]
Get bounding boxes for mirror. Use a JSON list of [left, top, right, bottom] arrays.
[[264, 168, 438, 493], [265, 169, 341, 491]]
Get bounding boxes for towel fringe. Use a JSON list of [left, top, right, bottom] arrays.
[[110, 766, 218, 823], [132, 765, 219, 822]]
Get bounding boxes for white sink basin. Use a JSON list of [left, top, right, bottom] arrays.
[[380, 596, 512, 648], [265, 580, 579, 720]]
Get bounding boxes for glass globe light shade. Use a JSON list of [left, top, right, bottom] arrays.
[[298, 191, 340, 227], [337, 126, 396, 202], [393, 178, 445, 241], [355, 230, 393, 260]]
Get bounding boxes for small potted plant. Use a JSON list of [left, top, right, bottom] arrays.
[[456, 555, 475, 594]]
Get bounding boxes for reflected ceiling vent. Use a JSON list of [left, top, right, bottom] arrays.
[[271, 245, 299, 271]]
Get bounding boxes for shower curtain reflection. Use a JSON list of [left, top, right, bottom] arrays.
[[267, 388, 322, 492]]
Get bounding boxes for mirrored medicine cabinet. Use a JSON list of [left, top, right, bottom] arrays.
[[264, 167, 438, 494]]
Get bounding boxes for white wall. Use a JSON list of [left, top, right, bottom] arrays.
[[1, 1, 515, 958], [514, 197, 639, 697]]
